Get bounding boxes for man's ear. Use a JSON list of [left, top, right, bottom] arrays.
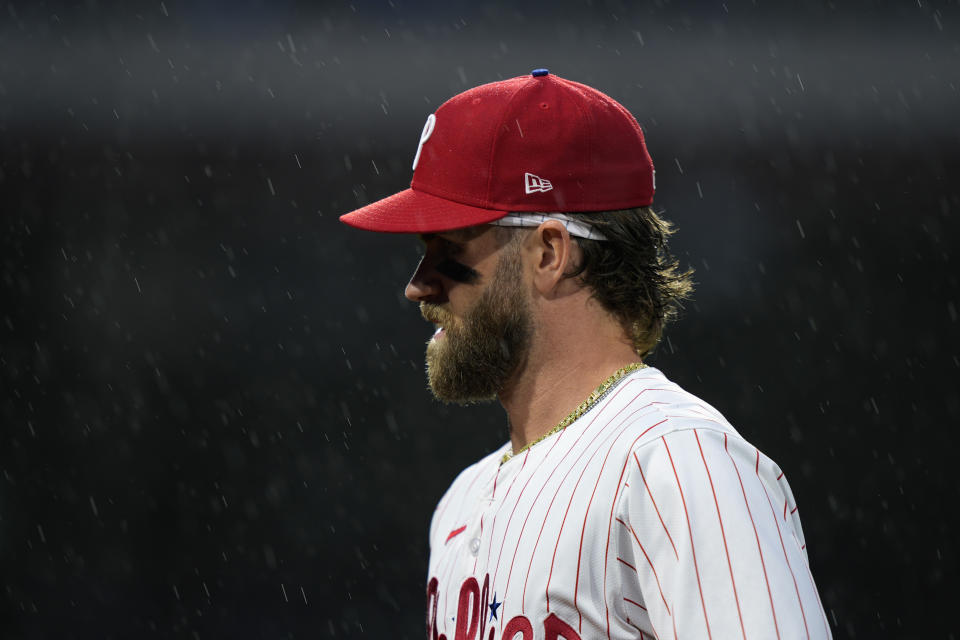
[[529, 220, 575, 296]]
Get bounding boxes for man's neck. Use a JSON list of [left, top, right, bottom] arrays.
[[498, 333, 641, 457]]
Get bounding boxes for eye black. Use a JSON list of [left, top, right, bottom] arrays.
[[436, 259, 480, 284]]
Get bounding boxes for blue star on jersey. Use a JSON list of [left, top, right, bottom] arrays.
[[488, 592, 502, 621]]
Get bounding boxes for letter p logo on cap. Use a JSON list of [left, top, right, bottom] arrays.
[[412, 114, 437, 171]]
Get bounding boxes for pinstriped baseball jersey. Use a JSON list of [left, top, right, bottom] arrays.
[[426, 366, 831, 640]]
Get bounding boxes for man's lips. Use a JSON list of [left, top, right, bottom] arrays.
[[422, 305, 451, 340]]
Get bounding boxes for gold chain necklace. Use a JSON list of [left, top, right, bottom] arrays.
[[500, 362, 648, 465]]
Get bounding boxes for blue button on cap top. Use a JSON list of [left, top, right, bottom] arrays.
[[531, 68, 549, 77]]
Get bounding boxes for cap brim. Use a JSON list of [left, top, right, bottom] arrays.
[[339, 187, 508, 234]]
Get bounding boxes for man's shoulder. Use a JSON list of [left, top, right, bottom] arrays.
[[596, 365, 741, 455]]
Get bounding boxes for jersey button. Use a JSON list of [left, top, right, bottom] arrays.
[[469, 537, 481, 556]]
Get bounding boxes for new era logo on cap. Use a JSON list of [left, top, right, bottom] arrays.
[[525, 173, 553, 194]]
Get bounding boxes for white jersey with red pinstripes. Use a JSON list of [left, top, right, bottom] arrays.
[[425, 366, 831, 640]]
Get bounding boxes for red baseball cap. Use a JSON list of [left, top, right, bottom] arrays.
[[339, 69, 655, 234]]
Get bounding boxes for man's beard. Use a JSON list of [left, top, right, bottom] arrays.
[[421, 249, 532, 404]]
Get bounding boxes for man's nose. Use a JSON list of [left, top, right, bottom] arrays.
[[404, 256, 442, 302]]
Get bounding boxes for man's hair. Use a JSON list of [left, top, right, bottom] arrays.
[[563, 207, 694, 357]]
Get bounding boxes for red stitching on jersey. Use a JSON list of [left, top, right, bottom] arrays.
[[617, 557, 638, 572], [533, 379, 647, 611], [664, 434, 713, 639], [663, 414, 725, 428], [508, 396, 628, 611], [633, 450, 679, 561], [546, 387, 666, 620], [794, 538, 831, 638], [783, 499, 788, 521], [695, 430, 747, 640], [624, 597, 647, 611], [623, 518, 672, 617], [566, 423, 638, 632], [724, 433, 781, 639], [472, 514, 485, 574], [483, 449, 529, 579], [755, 448, 812, 640], [548, 461, 597, 618], [512, 415, 613, 612], [446, 525, 467, 543], [490, 436, 561, 588], [776, 470, 784, 481], [686, 404, 724, 422], [791, 506, 798, 515], [601, 422, 669, 638]]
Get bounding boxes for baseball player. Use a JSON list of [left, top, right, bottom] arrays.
[[341, 69, 831, 639]]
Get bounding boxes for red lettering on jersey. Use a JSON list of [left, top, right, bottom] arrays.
[[478, 574, 490, 640], [455, 577, 481, 640], [501, 616, 533, 640], [430, 575, 579, 640], [427, 577, 442, 640], [543, 612, 582, 640]]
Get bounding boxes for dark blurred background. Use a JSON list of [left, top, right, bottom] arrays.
[[1, 0, 958, 638]]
